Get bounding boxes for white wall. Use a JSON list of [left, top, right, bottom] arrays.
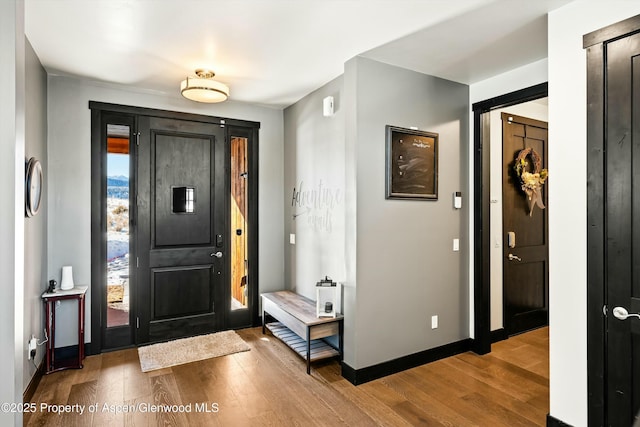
[[23, 38, 47, 394], [548, 2, 640, 425], [488, 100, 548, 331], [47, 75, 285, 346], [0, 1, 25, 424], [470, 58, 548, 105]]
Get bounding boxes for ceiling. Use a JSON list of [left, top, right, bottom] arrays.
[[25, 0, 573, 109]]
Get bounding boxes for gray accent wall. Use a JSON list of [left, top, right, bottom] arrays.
[[351, 57, 470, 369], [47, 75, 285, 347], [284, 56, 470, 370], [23, 38, 47, 392]]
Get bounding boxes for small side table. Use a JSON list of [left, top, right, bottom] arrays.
[[42, 286, 88, 374]]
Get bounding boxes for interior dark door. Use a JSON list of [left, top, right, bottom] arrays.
[[502, 112, 549, 336], [137, 116, 226, 343], [603, 31, 640, 426]]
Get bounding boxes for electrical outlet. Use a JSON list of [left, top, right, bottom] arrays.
[[431, 315, 438, 329], [289, 233, 296, 245], [28, 336, 37, 360]]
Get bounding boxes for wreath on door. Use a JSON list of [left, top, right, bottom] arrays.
[[514, 148, 548, 216]]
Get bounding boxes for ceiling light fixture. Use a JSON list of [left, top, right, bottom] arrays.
[[180, 69, 229, 103]]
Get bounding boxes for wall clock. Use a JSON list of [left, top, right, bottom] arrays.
[[25, 157, 43, 217]]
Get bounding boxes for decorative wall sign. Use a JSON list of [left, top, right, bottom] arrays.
[[386, 125, 438, 200], [291, 179, 342, 232]]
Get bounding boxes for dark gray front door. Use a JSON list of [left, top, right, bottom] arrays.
[[137, 116, 226, 343]]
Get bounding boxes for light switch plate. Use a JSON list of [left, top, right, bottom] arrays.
[[289, 233, 296, 245], [453, 238, 460, 252]]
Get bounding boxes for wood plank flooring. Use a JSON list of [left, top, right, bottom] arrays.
[[26, 327, 549, 426]]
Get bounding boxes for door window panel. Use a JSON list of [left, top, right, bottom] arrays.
[[231, 136, 248, 310], [106, 124, 130, 327]]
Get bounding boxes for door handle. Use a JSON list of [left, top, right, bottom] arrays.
[[612, 306, 640, 320], [210, 251, 223, 258], [508, 253, 522, 262]]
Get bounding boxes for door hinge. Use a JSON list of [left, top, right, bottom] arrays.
[[136, 317, 140, 328], [603, 305, 608, 316], [135, 131, 141, 146]]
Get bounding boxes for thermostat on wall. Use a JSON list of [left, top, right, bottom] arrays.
[[454, 192, 462, 209], [323, 96, 334, 117]]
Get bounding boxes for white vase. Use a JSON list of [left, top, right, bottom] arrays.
[[60, 266, 74, 290]]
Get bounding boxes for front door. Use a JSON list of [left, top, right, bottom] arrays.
[[502, 112, 549, 336], [137, 116, 226, 343]]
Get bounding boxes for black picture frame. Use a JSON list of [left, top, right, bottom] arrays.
[[385, 125, 438, 200]]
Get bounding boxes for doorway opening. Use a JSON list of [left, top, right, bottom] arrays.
[[472, 82, 548, 353], [472, 83, 550, 418]]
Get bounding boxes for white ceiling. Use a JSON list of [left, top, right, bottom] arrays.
[[25, 0, 573, 109]]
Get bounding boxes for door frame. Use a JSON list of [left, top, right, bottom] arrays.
[[584, 14, 640, 426], [90, 102, 260, 354], [471, 82, 548, 354]]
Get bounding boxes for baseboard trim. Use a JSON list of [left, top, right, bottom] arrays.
[[547, 413, 573, 427], [341, 338, 472, 385], [23, 359, 45, 403], [491, 328, 508, 343]]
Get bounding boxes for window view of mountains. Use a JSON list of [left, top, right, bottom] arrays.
[[107, 175, 129, 199]]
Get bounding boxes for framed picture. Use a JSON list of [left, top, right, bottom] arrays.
[[385, 125, 438, 200]]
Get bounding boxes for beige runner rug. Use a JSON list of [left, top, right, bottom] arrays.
[[138, 330, 250, 372]]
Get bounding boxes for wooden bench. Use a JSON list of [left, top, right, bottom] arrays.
[[262, 291, 343, 374]]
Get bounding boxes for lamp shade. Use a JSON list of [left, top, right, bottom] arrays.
[[180, 69, 229, 103]]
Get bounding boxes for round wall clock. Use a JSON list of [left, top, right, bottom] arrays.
[[25, 157, 43, 217]]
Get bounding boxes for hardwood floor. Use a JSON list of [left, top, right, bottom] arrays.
[[26, 327, 549, 426]]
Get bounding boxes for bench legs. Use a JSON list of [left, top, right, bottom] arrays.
[[262, 310, 343, 376], [306, 326, 311, 374]]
